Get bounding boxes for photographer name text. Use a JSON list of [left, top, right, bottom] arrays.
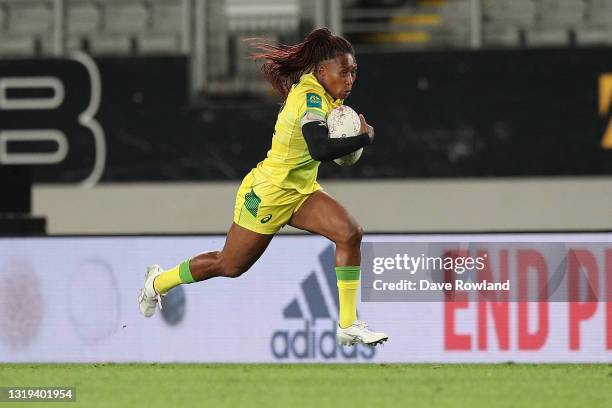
[[372, 279, 511, 291]]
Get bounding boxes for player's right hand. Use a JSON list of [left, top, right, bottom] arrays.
[[359, 114, 375, 143]]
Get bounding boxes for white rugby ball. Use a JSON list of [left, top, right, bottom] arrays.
[[327, 105, 363, 166]]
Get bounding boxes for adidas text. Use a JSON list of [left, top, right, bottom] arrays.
[[271, 320, 376, 360]]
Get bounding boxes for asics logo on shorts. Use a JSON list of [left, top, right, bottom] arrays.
[[260, 214, 273, 224]]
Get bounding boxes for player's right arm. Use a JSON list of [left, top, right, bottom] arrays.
[[301, 112, 374, 162]]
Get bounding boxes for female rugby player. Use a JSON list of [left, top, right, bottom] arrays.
[[139, 27, 388, 347]]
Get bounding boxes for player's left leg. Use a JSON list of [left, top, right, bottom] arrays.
[[138, 223, 274, 317], [289, 190, 388, 346], [139, 169, 285, 318]]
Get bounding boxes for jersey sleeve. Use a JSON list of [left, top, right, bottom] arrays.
[[302, 90, 330, 119]]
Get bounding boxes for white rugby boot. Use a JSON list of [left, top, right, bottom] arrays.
[[337, 320, 389, 347], [138, 264, 165, 317]]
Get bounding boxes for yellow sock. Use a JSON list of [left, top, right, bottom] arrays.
[[336, 266, 360, 328], [153, 260, 195, 294]]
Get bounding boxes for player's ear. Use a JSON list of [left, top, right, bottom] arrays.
[[316, 61, 327, 79]]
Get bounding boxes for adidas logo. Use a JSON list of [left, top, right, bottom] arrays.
[[270, 245, 376, 360]]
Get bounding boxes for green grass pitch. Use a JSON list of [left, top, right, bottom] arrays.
[[1, 364, 610, 407]]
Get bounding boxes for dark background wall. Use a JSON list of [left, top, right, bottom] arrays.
[[1, 48, 611, 184]]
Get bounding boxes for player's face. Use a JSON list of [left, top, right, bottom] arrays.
[[317, 53, 357, 100]]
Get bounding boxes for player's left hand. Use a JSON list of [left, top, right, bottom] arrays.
[[359, 114, 375, 143]]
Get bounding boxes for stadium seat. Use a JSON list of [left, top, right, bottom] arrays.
[[538, 0, 585, 28], [89, 34, 132, 54], [428, 25, 470, 48], [6, 1, 53, 34], [484, 0, 537, 27], [65, 1, 102, 52], [67, 2, 102, 34], [525, 28, 569, 46], [0, 34, 37, 55], [441, 0, 470, 18], [141, 0, 184, 54], [151, 1, 182, 34], [104, 1, 149, 34], [137, 33, 181, 54], [575, 28, 612, 45], [483, 26, 521, 47], [225, 0, 300, 32], [222, 0, 300, 85], [586, 0, 612, 27]]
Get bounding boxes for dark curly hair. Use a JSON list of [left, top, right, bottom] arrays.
[[250, 27, 354, 97]]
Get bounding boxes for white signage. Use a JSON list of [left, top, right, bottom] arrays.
[[0, 233, 610, 363]]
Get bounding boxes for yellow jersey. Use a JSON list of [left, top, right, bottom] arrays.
[[254, 72, 343, 194]]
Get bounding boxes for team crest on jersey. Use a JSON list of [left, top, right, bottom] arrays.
[[306, 93, 322, 108]]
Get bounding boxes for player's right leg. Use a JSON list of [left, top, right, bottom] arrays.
[[289, 190, 388, 346], [139, 222, 273, 317]]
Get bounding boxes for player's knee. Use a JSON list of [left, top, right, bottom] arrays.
[[218, 257, 247, 279], [223, 266, 246, 278], [335, 223, 363, 247], [352, 224, 364, 245]]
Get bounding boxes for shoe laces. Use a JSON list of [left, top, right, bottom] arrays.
[[147, 270, 164, 309], [153, 290, 164, 310], [353, 320, 369, 330], [139, 288, 163, 310]]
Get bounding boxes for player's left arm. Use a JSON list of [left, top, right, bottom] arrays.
[[301, 112, 372, 162]]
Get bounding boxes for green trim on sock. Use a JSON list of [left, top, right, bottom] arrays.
[[179, 260, 195, 283], [335, 266, 360, 281]]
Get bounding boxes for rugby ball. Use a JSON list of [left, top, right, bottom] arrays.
[[327, 105, 363, 166]]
